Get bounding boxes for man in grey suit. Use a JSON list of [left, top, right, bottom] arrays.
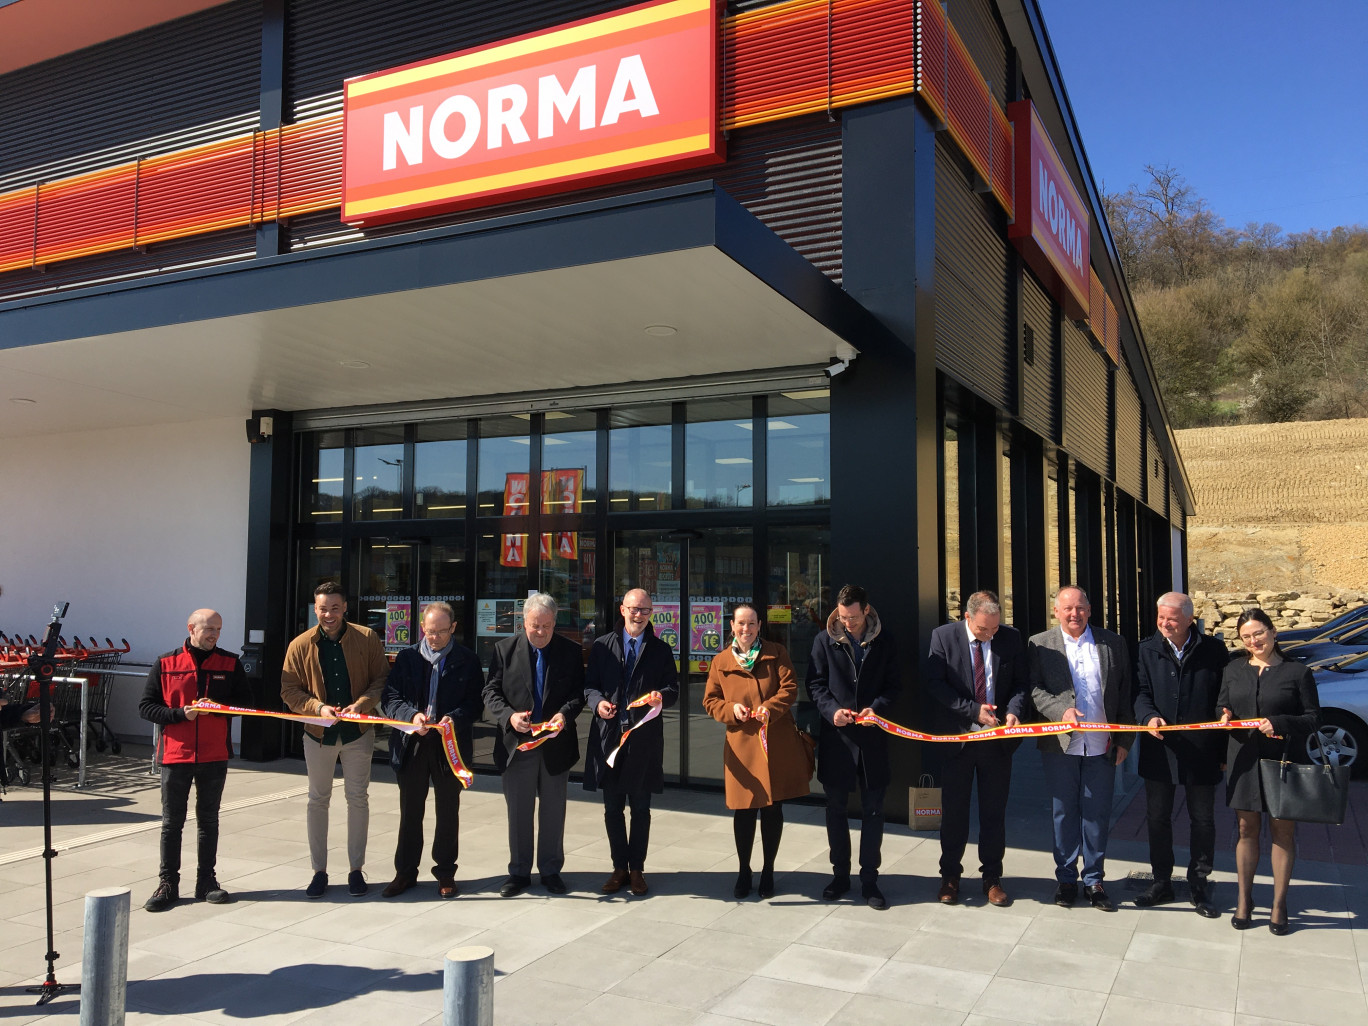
[[1029, 586, 1132, 913]]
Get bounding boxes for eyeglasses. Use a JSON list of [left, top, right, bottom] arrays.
[[1239, 628, 1270, 643], [423, 627, 454, 637], [623, 606, 653, 616]]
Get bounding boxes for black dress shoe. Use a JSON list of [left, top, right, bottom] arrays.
[[1189, 883, 1219, 919], [733, 871, 753, 900], [541, 873, 567, 894], [1133, 880, 1175, 908], [757, 870, 775, 899], [499, 875, 531, 898], [1084, 884, 1116, 912], [822, 875, 851, 901], [863, 885, 887, 911], [1054, 882, 1078, 907], [1269, 919, 1290, 936]]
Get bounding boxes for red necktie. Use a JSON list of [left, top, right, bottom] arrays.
[[972, 640, 987, 706]]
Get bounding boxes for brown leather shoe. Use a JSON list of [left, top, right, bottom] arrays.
[[601, 869, 629, 894], [628, 870, 649, 896], [983, 880, 1010, 907], [382, 874, 416, 898], [437, 874, 458, 899], [937, 878, 960, 904]]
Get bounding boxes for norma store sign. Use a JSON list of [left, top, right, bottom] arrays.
[[1007, 100, 1090, 319], [341, 0, 723, 225]]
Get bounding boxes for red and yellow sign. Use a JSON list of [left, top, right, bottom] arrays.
[[341, 0, 723, 224], [1007, 100, 1090, 319]]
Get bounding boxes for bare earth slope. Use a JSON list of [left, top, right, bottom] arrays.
[[1178, 417, 1368, 591]]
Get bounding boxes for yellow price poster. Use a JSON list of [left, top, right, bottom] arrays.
[[690, 603, 723, 658]]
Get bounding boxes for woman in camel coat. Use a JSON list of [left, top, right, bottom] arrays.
[[703, 604, 811, 900]]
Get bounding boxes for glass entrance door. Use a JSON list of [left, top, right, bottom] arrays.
[[612, 528, 753, 786]]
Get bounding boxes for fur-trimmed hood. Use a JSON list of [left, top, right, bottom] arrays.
[[825, 604, 883, 650]]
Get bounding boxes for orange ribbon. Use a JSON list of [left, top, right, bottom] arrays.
[[515, 717, 564, 752], [853, 712, 1272, 743]]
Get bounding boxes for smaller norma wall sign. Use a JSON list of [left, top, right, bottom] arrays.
[[342, 0, 723, 225]]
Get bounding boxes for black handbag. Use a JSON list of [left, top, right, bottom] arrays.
[[1258, 731, 1350, 825]]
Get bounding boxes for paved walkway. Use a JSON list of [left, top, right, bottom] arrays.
[[2, 746, 1366, 1026]]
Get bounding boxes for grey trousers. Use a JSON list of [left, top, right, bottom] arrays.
[[303, 732, 372, 873], [502, 746, 568, 878]]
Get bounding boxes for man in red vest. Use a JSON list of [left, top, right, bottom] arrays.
[[139, 608, 247, 912]]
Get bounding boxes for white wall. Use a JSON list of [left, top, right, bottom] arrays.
[[0, 417, 250, 740]]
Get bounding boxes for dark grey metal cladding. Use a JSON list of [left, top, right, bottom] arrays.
[[934, 140, 1013, 410], [284, 0, 634, 119], [1114, 354, 1144, 500], [0, 0, 260, 184], [947, 0, 1010, 107], [1062, 318, 1109, 477], [1019, 267, 1057, 441], [1146, 420, 1166, 515], [1169, 483, 1184, 530], [287, 115, 845, 282]]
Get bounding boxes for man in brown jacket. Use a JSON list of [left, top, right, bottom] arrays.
[[281, 582, 388, 898]]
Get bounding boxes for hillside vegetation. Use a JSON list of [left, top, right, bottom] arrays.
[[1105, 166, 1368, 428]]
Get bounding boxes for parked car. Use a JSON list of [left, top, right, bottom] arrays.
[[1279, 603, 1368, 644], [1285, 620, 1368, 665], [1309, 650, 1368, 778]]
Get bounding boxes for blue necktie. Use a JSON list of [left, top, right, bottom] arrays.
[[532, 645, 546, 722], [625, 636, 639, 681]]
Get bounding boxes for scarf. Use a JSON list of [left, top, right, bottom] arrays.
[[732, 637, 761, 672], [418, 636, 452, 665]]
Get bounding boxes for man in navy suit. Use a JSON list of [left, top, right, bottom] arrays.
[[925, 590, 1027, 907], [483, 593, 585, 897], [379, 602, 485, 900], [583, 588, 679, 896]]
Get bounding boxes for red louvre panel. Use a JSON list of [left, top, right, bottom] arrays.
[[278, 116, 343, 217], [990, 102, 1013, 217], [831, 0, 915, 106], [34, 165, 137, 264], [0, 188, 38, 274], [253, 130, 281, 224], [946, 28, 990, 180], [1088, 265, 1105, 342], [136, 137, 254, 246], [915, 0, 948, 124], [725, 0, 829, 127]]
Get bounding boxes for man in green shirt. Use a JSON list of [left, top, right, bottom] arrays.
[[281, 582, 389, 898]]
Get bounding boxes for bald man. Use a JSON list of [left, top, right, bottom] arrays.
[[139, 609, 248, 912]]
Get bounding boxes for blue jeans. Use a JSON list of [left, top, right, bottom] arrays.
[[1040, 750, 1115, 887]]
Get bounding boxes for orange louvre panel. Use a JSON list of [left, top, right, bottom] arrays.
[[135, 137, 254, 246], [990, 102, 1013, 217], [915, 0, 948, 124], [1103, 292, 1120, 364], [724, 0, 829, 127], [34, 164, 137, 264], [1088, 266, 1105, 341], [278, 115, 343, 217], [0, 188, 38, 274]]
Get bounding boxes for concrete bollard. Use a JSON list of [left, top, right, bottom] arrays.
[[80, 887, 130, 1026], [443, 945, 494, 1026]]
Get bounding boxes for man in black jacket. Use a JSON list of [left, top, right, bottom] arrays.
[[807, 584, 901, 910], [379, 602, 485, 900], [583, 588, 679, 896], [925, 590, 1027, 908], [1132, 591, 1229, 917], [482, 593, 585, 897]]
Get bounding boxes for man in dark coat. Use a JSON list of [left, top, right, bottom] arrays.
[[482, 592, 585, 897], [806, 584, 901, 910], [925, 590, 1027, 908], [1132, 591, 1229, 917], [583, 588, 679, 896], [379, 602, 485, 900]]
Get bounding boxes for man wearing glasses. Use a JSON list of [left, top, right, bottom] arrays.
[[583, 588, 679, 896], [379, 602, 485, 899]]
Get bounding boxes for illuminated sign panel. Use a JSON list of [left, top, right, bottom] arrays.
[[1007, 100, 1090, 319], [342, 0, 722, 224]]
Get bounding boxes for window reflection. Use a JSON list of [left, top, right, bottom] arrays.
[[685, 398, 753, 508], [1001, 443, 1014, 627], [353, 426, 405, 521], [300, 430, 345, 521], [609, 404, 671, 511], [767, 391, 830, 506], [477, 416, 530, 515], [415, 421, 467, 519], [540, 410, 596, 515], [943, 421, 961, 621]]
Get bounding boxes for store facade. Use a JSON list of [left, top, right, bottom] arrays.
[[0, 0, 1192, 818]]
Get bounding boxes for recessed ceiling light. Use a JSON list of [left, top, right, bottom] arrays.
[[9, 397, 37, 404], [715, 457, 752, 465], [789, 477, 825, 483], [781, 388, 831, 400], [644, 324, 677, 337], [340, 359, 370, 369]]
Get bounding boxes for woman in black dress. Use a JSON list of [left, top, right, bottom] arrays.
[[1217, 608, 1320, 935]]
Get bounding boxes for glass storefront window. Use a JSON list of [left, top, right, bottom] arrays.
[[541, 410, 597, 515], [767, 525, 829, 702], [418, 540, 467, 644], [538, 530, 599, 657], [300, 430, 345, 522], [353, 426, 405, 521], [415, 421, 467, 519], [355, 539, 414, 653], [609, 404, 672, 511], [474, 531, 529, 669], [296, 540, 344, 629], [766, 392, 830, 506], [687, 527, 753, 786], [685, 399, 753, 509], [943, 422, 961, 621], [477, 416, 530, 516], [1046, 463, 1060, 607]]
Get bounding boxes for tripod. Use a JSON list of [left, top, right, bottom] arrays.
[[25, 602, 80, 1006]]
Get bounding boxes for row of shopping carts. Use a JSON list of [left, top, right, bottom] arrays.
[[1, 633, 129, 790]]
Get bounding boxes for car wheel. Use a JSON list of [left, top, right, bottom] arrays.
[[1309, 712, 1366, 779]]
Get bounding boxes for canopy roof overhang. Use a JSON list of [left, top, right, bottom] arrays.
[[0, 183, 884, 439]]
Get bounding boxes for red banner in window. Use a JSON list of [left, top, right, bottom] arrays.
[[540, 468, 584, 561], [500, 472, 530, 567]]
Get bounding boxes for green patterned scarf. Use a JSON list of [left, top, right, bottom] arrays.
[[732, 637, 761, 671]]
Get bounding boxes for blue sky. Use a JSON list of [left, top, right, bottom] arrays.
[[1035, 0, 1368, 236]]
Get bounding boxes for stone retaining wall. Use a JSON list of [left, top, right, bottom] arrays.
[[1193, 588, 1367, 640]]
